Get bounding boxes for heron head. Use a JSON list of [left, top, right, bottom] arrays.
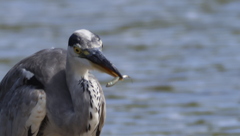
[[67, 29, 123, 78]]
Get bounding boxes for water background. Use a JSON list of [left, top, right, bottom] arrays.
[[0, 0, 240, 136]]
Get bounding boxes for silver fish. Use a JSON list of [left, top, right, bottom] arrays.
[[106, 75, 130, 87]]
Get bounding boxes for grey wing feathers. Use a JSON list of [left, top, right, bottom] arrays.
[[0, 48, 66, 95], [0, 87, 46, 136], [0, 48, 66, 136], [0, 68, 46, 136]]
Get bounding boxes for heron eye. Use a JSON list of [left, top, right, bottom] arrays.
[[74, 47, 81, 54]]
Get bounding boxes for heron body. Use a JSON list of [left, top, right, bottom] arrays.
[[0, 29, 123, 136]]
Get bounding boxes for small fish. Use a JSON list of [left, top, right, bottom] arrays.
[[106, 75, 130, 87]]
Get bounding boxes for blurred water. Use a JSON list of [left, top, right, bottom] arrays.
[[0, 0, 240, 136]]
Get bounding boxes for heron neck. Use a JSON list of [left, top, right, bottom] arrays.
[[66, 55, 90, 113], [66, 55, 89, 82]]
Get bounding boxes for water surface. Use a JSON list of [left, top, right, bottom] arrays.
[[0, 0, 240, 136]]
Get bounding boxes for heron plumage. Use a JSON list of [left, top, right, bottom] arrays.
[[0, 29, 122, 136]]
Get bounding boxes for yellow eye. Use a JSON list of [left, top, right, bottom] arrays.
[[73, 47, 81, 54]]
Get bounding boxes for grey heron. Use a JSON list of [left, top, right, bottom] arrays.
[[0, 29, 125, 136]]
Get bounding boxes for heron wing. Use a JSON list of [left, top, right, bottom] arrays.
[[0, 67, 46, 136], [0, 48, 67, 136]]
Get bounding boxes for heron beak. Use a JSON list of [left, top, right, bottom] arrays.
[[83, 49, 123, 78]]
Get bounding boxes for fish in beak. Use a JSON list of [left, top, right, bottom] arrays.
[[80, 48, 129, 87]]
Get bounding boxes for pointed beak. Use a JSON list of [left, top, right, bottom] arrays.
[[82, 48, 123, 79]]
